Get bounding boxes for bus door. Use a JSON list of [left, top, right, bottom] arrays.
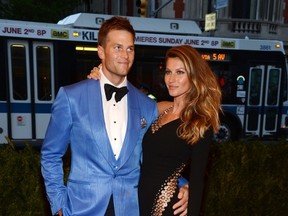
[[0, 41, 7, 144], [7, 40, 54, 141], [246, 65, 282, 137]]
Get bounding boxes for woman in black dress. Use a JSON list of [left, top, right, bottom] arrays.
[[138, 45, 222, 216]]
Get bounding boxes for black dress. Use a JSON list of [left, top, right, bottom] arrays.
[[138, 119, 212, 216]]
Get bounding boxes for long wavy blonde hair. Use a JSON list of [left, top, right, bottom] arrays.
[[166, 45, 222, 145]]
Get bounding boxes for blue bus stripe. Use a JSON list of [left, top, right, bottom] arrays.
[[0, 102, 7, 112], [35, 103, 52, 113], [2, 102, 52, 113]]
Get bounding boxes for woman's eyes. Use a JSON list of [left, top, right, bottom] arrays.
[[165, 70, 185, 75], [176, 70, 185, 74]]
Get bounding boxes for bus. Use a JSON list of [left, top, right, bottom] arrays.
[[1, 13, 288, 145]]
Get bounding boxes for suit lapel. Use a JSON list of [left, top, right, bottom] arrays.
[[88, 80, 116, 164], [117, 83, 142, 166]]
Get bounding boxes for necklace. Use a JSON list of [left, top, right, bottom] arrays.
[[151, 105, 173, 133]]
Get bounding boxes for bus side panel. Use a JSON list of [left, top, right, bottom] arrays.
[[0, 105, 8, 144], [0, 38, 8, 144]]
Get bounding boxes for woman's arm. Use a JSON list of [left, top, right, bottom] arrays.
[[87, 64, 102, 79]]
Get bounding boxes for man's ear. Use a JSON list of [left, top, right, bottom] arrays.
[[97, 45, 104, 60]]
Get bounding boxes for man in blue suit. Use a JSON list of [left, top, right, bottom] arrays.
[[41, 16, 187, 216]]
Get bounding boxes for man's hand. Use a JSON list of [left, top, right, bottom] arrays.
[[172, 184, 188, 216]]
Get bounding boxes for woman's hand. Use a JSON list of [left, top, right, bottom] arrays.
[[55, 209, 63, 216], [87, 64, 102, 80]]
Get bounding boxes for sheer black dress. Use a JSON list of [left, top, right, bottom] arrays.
[[138, 119, 212, 216]]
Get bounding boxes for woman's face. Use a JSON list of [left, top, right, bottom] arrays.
[[164, 57, 191, 99]]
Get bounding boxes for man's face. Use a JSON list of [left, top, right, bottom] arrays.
[[98, 29, 135, 85]]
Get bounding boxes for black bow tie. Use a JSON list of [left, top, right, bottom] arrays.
[[104, 83, 129, 102]]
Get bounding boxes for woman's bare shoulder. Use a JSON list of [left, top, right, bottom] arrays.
[[157, 101, 173, 113]]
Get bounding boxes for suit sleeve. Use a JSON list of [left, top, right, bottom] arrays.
[[41, 87, 72, 215]]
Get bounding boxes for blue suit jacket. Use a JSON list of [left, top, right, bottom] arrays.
[[41, 79, 158, 216]]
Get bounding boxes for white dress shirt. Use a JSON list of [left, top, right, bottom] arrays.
[[100, 70, 128, 160]]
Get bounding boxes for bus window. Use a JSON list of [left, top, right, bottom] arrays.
[[0, 68, 6, 101], [11, 44, 28, 100], [249, 68, 263, 105], [267, 68, 280, 105], [210, 64, 239, 104], [75, 47, 99, 81], [36, 46, 52, 101], [0, 42, 6, 101]]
